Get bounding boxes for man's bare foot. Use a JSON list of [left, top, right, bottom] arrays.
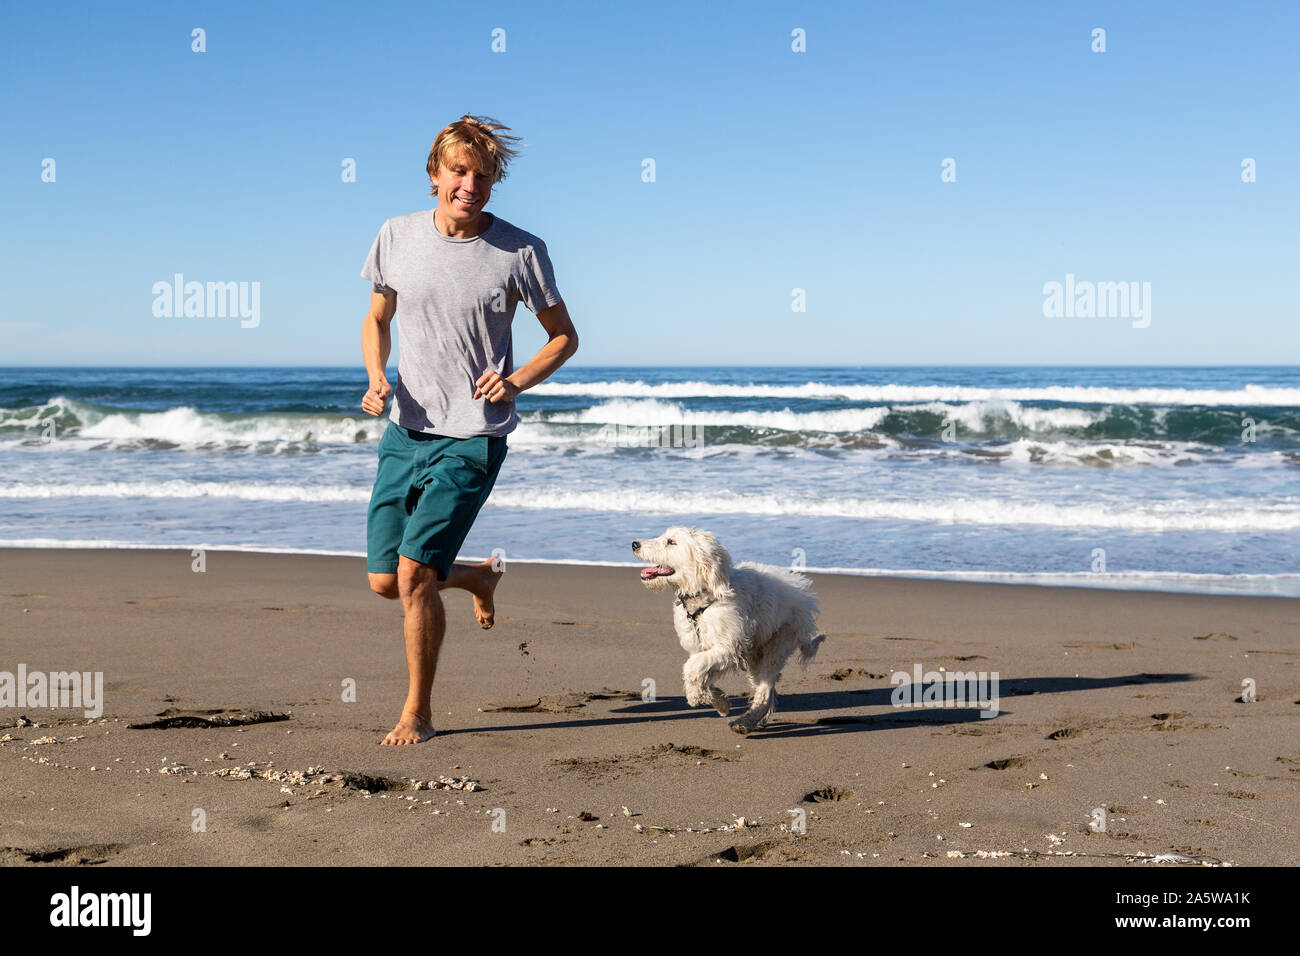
[[380, 711, 436, 745], [468, 558, 502, 629]]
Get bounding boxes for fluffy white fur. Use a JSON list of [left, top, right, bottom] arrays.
[[633, 526, 825, 735]]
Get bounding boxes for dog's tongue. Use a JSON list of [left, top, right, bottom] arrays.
[[640, 565, 673, 580]]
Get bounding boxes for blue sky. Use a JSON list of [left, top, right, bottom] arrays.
[[2, 0, 1296, 366]]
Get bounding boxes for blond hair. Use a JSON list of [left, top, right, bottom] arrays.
[[426, 114, 522, 196]]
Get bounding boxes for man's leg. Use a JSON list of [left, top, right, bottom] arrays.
[[371, 434, 509, 745], [380, 555, 444, 745], [368, 557, 502, 627]]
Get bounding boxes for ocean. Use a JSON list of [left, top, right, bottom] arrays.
[[1, 365, 1297, 597]]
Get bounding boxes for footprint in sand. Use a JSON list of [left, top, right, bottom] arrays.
[[803, 785, 854, 802], [708, 841, 813, 864], [0, 842, 129, 865], [126, 708, 289, 730], [482, 689, 636, 714], [1047, 727, 1088, 740], [824, 667, 887, 681], [982, 756, 1030, 770], [1150, 712, 1188, 732], [554, 743, 740, 779]]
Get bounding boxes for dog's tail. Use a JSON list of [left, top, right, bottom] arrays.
[[799, 633, 826, 668]]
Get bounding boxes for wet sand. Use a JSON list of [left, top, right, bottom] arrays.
[[1, 548, 1297, 866]]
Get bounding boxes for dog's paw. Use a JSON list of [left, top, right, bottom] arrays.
[[684, 683, 709, 707], [710, 688, 731, 717], [728, 719, 752, 736]]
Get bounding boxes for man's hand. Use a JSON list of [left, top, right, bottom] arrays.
[[474, 369, 519, 404], [362, 376, 392, 417]]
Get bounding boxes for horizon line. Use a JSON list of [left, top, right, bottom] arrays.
[[3, 363, 1298, 371]]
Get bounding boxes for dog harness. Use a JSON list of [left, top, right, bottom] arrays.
[[675, 591, 714, 638]]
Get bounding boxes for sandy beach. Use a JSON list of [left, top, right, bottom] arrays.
[[1, 547, 1296, 867]]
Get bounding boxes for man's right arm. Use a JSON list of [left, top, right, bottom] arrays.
[[361, 290, 397, 417]]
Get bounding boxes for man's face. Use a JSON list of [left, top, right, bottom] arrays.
[[432, 148, 493, 224]]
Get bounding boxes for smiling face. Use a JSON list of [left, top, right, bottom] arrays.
[[632, 526, 733, 596], [632, 527, 689, 592], [431, 146, 494, 229]]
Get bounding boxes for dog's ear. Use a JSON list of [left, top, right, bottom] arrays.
[[694, 530, 733, 595]]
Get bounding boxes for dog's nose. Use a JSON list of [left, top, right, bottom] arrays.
[[631, 540, 640, 551]]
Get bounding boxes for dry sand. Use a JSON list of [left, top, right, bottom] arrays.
[[1, 548, 1297, 866]]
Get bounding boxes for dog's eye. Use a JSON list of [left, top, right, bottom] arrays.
[[666, 539, 675, 545]]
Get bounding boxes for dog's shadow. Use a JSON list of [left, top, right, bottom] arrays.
[[686, 672, 1199, 739], [438, 672, 1196, 739]]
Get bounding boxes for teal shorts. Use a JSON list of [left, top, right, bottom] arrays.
[[366, 421, 508, 580]]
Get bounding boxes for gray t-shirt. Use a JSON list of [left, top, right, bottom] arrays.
[[361, 208, 562, 438]]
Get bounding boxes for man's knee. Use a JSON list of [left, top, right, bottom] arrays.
[[368, 572, 399, 600], [396, 557, 441, 604]]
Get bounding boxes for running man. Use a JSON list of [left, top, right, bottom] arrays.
[[359, 115, 579, 745]]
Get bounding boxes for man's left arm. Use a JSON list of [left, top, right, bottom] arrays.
[[475, 301, 579, 403]]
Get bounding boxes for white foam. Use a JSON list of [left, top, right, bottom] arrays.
[[0, 480, 368, 502], [521, 397, 1094, 435], [909, 400, 1098, 431], [548, 398, 895, 432], [4, 481, 1294, 530], [996, 438, 1217, 466], [0, 538, 368, 557], [478, 488, 1297, 531], [521, 397, 1259, 443], [781, 566, 1300, 598], [1, 397, 383, 445], [532, 380, 1300, 406], [4, 394, 1288, 453]]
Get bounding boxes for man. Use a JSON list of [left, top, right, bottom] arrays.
[[359, 115, 578, 746]]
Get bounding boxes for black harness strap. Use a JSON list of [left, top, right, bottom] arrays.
[[675, 590, 715, 638]]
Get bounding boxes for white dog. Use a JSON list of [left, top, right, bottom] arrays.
[[632, 526, 825, 734]]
